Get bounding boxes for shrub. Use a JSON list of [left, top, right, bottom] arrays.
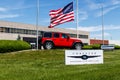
[[83, 45, 93, 49], [83, 44, 101, 50], [0, 40, 31, 53], [114, 45, 120, 49], [91, 44, 101, 49]]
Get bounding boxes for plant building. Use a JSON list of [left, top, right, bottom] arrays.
[[0, 20, 90, 45]]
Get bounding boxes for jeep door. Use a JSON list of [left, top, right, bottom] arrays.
[[60, 33, 70, 47], [53, 33, 61, 46]]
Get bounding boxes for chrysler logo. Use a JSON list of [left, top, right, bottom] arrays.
[[68, 55, 101, 60]]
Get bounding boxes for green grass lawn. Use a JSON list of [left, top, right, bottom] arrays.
[[0, 49, 120, 80]]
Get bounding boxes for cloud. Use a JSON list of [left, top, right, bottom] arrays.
[[10, 5, 36, 10], [9, 2, 53, 10], [0, 14, 20, 19], [104, 25, 120, 30], [85, 0, 120, 17], [0, 0, 35, 11], [68, 26, 112, 39], [96, 5, 119, 17], [86, 0, 101, 10], [0, 7, 7, 12], [40, 4, 53, 7], [90, 32, 111, 39], [111, 0, 120, 5], [74, 10, 88, 22], [79, 11, 88, 21], [40, 18, 50, 23], [0, 7, 20, 19], [67, 25, 120, 32], [68, 26, 102, 32], [0, 1, 26, 19]]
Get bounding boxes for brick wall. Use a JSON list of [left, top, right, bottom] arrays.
[[90, 39, 109, 45]]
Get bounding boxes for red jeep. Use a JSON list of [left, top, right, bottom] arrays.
[[39, 32, 83, 50]]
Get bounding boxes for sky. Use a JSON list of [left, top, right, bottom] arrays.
[[0, 0, 120, 40]]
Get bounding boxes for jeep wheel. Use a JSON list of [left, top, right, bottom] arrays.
[[44, 42, 53, 50], [74, 43, 82, 50]]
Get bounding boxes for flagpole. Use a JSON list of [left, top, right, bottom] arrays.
[[101, 3, 104, 45], [36, 0, 39, 50], [76, 0, 79, 38]]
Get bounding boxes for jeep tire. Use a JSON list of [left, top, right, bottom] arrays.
[[74, 43, 82, 50], [43, 41, 53, 50]]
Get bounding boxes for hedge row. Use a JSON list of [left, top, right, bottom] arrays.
[[0, 40, 31, 53], [114, 45, 120, 49], [83, 44, 120, 49], [83, 44, 101, 49]]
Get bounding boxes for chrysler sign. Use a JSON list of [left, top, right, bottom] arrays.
[[65, 50, 103, 65]]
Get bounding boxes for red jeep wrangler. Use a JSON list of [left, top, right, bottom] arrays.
[[39, 32, 83, 50]]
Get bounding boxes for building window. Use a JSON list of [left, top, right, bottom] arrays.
[[79, 35, 88, 39], [0, 27, 89, 39], [5, 28, 10, 33], [0, 27, 4, 32], [69, 33, 88, 39], [69, 34, 77, 38]]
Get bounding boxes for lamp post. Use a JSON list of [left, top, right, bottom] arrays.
[[36, 0, 39, 50], [76, 0, 79, 38], [101, 3, 104, 45]]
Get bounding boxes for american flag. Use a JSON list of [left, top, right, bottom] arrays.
[[49, 2, 74, 28]]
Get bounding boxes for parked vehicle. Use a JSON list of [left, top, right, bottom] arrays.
[[39, 32, 83, 50]]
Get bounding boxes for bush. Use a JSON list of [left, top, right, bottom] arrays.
[[0, 40, 31, 53], [114, 45, 120, 49], [91, 44, 101, 49], [83, 44, 101, 49], [83, 45, 93, 49]]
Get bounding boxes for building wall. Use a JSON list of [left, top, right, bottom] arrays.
[[109, 40, 120, 46], [0, 33, 18, 40], [90, 39, 109, 45], [0, 33, 36, 40], [0, 20, 90, 44]]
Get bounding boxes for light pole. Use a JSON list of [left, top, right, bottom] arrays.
[[101, 3, 104, 45], [76, 0, 79, 38], [36, 0, 39, 50]]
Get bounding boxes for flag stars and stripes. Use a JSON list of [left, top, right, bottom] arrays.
[[49, 2, 74, 28]]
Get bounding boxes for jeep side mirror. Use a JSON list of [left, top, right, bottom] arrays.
[[67, 36, 70, 39]]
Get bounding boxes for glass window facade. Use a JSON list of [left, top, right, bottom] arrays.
[[0, 27, 89, 39], [69, 34, 77, 38], [69, 33, 88, 39], [79, 35, 88, 39], [0, 27, 42, 35]]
